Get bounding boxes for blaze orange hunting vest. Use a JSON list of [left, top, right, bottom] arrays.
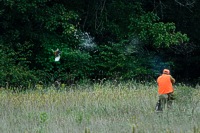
[[157, 74, 174, 95]]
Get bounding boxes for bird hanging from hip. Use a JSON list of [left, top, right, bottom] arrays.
[[52, 48, 62, 61]]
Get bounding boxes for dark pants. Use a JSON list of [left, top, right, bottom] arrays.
[[155, 93, 175, 111]]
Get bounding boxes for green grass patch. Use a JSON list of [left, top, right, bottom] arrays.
[[0, 81, 199, 133]]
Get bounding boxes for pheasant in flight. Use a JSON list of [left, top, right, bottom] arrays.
[[52, 48, 61, 61]]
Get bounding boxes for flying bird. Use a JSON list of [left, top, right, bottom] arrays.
[[52, 48, 62, 61]]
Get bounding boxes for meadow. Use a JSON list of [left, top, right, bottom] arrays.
[[0, 81, 200, 133]]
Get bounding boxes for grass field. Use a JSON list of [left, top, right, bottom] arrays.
[[0, 81, 200, 133]]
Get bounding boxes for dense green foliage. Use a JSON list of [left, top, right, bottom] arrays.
[[1, 0, 199, 88]]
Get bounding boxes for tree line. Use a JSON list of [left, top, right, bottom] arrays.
[[1, 0, 199, 88]]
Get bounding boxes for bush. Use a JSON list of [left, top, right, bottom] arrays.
[[0, 46, 38, 89]]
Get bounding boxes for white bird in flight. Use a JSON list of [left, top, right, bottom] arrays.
[[52, 48, 62, 61]]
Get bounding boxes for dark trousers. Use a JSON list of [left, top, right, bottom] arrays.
[[155, 93, 174, 111]]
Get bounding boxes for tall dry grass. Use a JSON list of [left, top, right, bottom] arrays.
[[0, 81, 199, 133]]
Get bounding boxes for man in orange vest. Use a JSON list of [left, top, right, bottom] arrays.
[[155, 69, 175, 112]]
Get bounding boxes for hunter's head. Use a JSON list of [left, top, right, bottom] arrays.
[[163, 69, 170, 75]]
